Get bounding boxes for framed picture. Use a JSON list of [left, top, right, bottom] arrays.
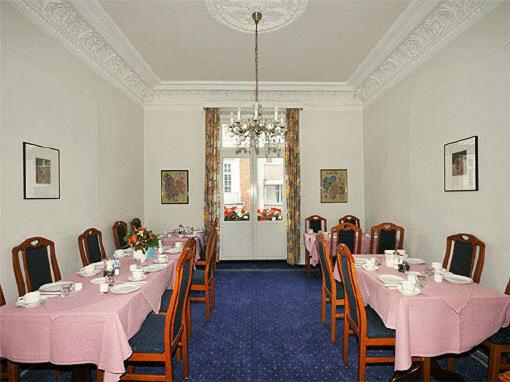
[[23, 142, 60, 199], [320, 169, 348, 203], [161, 170, 189, 204], [444, 136, 478, 192]]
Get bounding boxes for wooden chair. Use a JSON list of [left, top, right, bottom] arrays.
[[131, 218, 142, 231], [336, 243, 397, 382], [500, 371, 510, 382], [112, 221, 128, 250], [330, 223, 362, 255], [369, 222, 404, 254], [316, 235, 344, 343], [78, 228, 106, 267], [115, 244, 194, 382], [12, 237, 61, 296], [304, 215, 328, 277], [339, 215, 361, 228], [191, 226, 218, 322], [442, 233, 485, 283]]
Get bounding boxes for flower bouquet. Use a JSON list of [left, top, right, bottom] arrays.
[[224, 206, 250, 221], [125, 227, 159, 261], [257, 207, 283, 221]]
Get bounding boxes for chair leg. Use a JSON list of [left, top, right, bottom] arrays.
[[205, 286, 211, 322], [182, 327, 190, 378], [358, 345, 366, 382], [320, 286, 326, 323], [186, 296, 192, 338], [447, 356, 455, 371], [211, 277, 216, 309], [176, 347, 181, 363], [96, 369, 104, 382], [422, 357, 431, 382], [330, 301, 336, 343], [488, 344, 501, 382], [342, 319, 349, 364], [305, 250, 311, 277], [7, 361, 20, 382], [165, 352, 174, 382]]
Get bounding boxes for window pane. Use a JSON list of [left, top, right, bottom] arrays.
[[223, 158, 250, 221], [257, 158, 284, 221]]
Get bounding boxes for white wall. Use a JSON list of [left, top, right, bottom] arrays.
[[363, 2, 510, 291], [0, 4, 144, 302], [300, 107, 365, 261], [144, 107, 205, 232]]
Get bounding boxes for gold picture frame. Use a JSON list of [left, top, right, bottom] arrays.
[[161, 170, 189, 204], [320, 169, 347, 203]]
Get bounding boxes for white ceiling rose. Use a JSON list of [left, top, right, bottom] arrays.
[[204, 0, 308, 33]]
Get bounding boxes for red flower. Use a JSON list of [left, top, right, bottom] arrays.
[[259, 216, 265, 221]]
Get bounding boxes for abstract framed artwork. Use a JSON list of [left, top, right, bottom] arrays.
[[444, 136, 478, 192], [320, 169, 348, 203], [23, 142, 60, 199], [161, 170, 189, 204]]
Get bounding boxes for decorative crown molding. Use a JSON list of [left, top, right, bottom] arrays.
[[353, 0, 502, 106], [9, 0, 153, 106], [204, 0, 308, 33]]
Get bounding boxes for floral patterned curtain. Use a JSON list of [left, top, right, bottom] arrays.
[[204, 108, 220, 238], [285, 109, 301, 264]]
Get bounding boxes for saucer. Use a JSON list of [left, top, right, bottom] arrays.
[[165, 247, 182, 254], [396, 285, 421, 296], [77, 270, 101, 277], [362, 265, 379, 271], [90, 277, 107, 284], [155, 259, 169, 264], [128, 274, 148, 282], [16, 296, 48, 308]]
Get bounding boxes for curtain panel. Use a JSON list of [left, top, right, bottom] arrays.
[[204, 108, 221, 242], [285, 109, 301, 264]]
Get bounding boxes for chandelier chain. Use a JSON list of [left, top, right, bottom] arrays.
[[255, 15, 259, 103]]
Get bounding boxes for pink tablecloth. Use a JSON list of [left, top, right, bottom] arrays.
[[304, 232, 371, 266], [334, 256, 510, 371], [0, 256, 179, 382], [162, 233, 205, 261]]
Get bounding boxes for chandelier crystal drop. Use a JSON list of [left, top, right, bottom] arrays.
[[228, 12, 286, 154]]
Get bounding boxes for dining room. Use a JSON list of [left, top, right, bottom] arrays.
[[0, 0, 509, 381]]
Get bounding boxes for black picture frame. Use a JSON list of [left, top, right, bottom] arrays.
[[444, 136, 478, 192], [23, 142, 61, 199]]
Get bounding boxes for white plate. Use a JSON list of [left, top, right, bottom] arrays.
[[110, 283, 141, 294], [165, 248, 182, 254], [143, 263, 167, 273], [39, 281, 73, 292], [377, 274, 404, 285], [16, 296, 48, 308], [444, 274, 472, 284], [76, 270, 101, 277], [362, 265, 379, 271], [90, 277, 107, 284], [396, 285, 421, 296], [155, 259, 169, 264], [128, 275, 148, 282], [405, 258, 425, 264]]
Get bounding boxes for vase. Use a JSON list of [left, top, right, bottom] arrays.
[[146, 247, 156, 261]]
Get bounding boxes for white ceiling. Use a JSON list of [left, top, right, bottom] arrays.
[[99, 0, 410, 82]]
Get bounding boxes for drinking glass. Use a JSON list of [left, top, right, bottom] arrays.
[[424, 266, 435, 277], [60, 283, 73, 297], [416, 275, 427, 289]]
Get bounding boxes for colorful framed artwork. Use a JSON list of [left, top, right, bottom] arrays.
[[320, 169, 348, 203], [161, 170, 189, 204], [444, 136, 478, 192], [23, 142, 60, 199]]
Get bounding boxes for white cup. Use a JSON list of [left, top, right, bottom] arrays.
[[73, 282, 83, 291], [365, 259, 376, 268], [407, 273, 418, 283], [431, 261, 442, 270], [114, 249, 124, 258], [20, 291, 41, 304], [385, 254, 395, 267], [81, 264, 96, 274], [105, 260, 114, 270], [434, 273, 444, 283], [131, 269, 144, 280], [397, 249, 407, 257], [401, 280, 415, 292], [129, 264, 138, 272], [175, 241, 184, 249], [99, 283, 109, 293], [157, 254, 168, 263]]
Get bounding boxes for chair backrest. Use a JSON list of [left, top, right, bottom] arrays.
[[442, 233, 485, 283], [112, 221, 128, 250], [0, 284, 5, 306], [78, 228, 106, 266], [305, 215, 327, 233], [12, 237, 61, 296], [336, 243, 367, 338], [130, 218, 142, 231], [316, 235, 335, 296], [166, 238, 195, 351], [330, 223, 362, 255], [369, 222, 404, 254], [339, 215, 361, 228]]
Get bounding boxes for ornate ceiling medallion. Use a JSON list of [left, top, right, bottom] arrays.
[[204, 0, 308, 33]]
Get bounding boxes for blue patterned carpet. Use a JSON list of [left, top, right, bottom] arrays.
[[20, 267, 489, 381]]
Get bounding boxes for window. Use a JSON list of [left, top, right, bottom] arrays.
[[224, 163, 232, 193], [264, 184, 283, 205]]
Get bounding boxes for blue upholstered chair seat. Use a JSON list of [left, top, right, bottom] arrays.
[[366, 306, 395, 339], [325, 280, 344, 300], [129, 313, 166, 353], [489, 326, 510, 345], [159, 289, 173, 313]]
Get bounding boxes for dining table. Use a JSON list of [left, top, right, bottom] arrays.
[[0, 253, 182, 382], [162, 232, 206, 260], [334, 254, 510, 380]]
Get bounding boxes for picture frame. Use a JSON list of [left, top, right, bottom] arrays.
[[444, 136, 478, 192], [161, 170, 189, 204], [320, 169, 348, 203], [23, 142, 60, 199]]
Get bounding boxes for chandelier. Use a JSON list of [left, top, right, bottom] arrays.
[[228, 12, 286, 154]]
